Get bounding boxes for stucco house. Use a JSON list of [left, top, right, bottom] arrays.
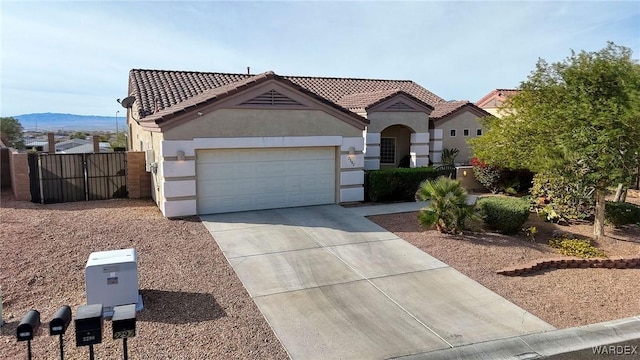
[[24, 138, 113, 153], [475, 89, 520, 119], [125, 69, 489, 217]]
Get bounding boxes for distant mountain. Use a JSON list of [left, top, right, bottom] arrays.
[[13, 113, 124, 132]]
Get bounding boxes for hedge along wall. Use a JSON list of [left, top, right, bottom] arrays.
[[365, 167, 439, 202]]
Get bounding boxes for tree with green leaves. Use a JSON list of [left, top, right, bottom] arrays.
[[0, 117, 25, 149], [469, 42, 640, 239]]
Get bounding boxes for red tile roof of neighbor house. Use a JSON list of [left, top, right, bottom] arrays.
[[128, 68, 486, 123], [475, 89, 520, 108]]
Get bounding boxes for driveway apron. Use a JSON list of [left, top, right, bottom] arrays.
[[201, 205, 554, 360]]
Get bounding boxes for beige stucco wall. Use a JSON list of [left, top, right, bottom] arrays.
[[366, 111, 429, 133], [128, 116, 164, 205], [482, 107, 500, 118], [163, 109, 363, 140], [380, 125, 412, 169], [435, 111, 483, 164]]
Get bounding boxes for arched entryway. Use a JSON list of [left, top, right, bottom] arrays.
[[379, 124, 414, 169]]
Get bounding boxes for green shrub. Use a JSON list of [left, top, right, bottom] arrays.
[[471, 158, 503, 193], [530, 172, 595, 221], [548, 236, 606, 258], [605, 201, 640, 227], [476, 196, 530, 234], [366, 167, 439, 202], [415, 177, 477, 234]]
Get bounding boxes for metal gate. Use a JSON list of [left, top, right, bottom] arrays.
[[436, 164, 457, 179], [28, 152, 128, 204]]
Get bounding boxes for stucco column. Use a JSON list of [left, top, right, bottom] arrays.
[[364, 132, 380, 170], [429, 129, 443, 164], [159, 140, 197, 217], [339, 137, 364, 202], [410, 132, 429, 167]]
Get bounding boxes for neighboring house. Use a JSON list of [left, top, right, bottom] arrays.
[[24, 138, 113, 153], [475, 89, 520, 118], [24, 140, 49, 152], [55, 139, 113, 154], [125, 69, 490, 217]]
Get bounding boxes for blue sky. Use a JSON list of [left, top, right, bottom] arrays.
[[1, 1, 639, 117]]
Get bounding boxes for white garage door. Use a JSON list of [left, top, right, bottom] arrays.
[[196, 147, 336, 214]]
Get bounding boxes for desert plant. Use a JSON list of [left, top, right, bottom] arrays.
[[476, 196, 530, 234], [605, 201, 640, 227], [415, 176, 477, 234], [441, 148, 460, 166], [548, 235, 606, 258]]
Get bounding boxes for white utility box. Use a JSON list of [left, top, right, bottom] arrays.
[[85, 248, 139, 314]]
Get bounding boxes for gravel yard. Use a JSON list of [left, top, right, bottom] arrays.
[[368, 208, 640, 329], [0, 189, 288, 360], [2, 188, 639, 359]]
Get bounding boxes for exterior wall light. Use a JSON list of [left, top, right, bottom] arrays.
[[347, 147, 356, 167], [176, 151, 185, 161], [463, 170, 468, 177]]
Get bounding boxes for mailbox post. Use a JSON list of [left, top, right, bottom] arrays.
[[112, 304, 136, 360], [75, 304, 103, 360], [17, 309, 40, 360], [50, 305, 72, 360]]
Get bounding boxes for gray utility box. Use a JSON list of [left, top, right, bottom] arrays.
[[85, 248, 138, 313]]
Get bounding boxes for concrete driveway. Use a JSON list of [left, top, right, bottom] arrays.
[[201, 204, 554, 360]]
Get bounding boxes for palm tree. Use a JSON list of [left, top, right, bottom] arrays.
[[415, 176, 476, 234]]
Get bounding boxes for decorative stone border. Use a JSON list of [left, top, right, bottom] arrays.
[[497, 256, 640, 276]]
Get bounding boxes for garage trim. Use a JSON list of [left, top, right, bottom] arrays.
[[158, 136, 364, 217]]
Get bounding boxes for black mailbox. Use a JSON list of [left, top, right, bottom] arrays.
[[50, 305, 72, 336], [75, 304, 103, 347], [17, 310, 40, 341], [112, 304, 136, 339]]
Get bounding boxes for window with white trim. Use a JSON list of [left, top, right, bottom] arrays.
[[477, 128, 482, 136], [463, 129, 470, 137], [450, 129, 456, 137], [380, 138, 396, 164]]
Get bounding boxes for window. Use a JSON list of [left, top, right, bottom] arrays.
[[477, 129, 482, 136], [450, 129, 456, 137], [463, 129, 470, 137], [380, 138, 396, 164]]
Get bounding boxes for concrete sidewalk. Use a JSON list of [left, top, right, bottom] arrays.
[[201, 203, 553, 360], [348, 195, 478, 217]]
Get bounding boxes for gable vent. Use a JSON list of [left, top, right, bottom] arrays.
[[241, 90, 304, 106], [387, 101, 415, 110]]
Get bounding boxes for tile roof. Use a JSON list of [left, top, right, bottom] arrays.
[[129, 69, 446, 122], [284, 75, 445, 107], [134, 71, 368, 125], [337, 89, 434, 112], [475, 89, 520, 108], [337, 89, 402, 110], [431, 100, 490, 120]]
